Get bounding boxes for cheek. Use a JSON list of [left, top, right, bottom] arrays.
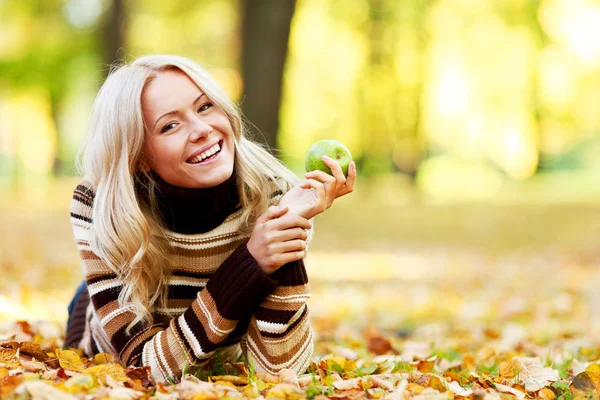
[[145, 137, 176, 167]]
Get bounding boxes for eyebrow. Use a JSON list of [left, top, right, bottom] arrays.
[[152, 93, 206, 130]]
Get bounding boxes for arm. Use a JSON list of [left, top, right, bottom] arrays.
[[70, 181, 276, 383], [279, 156, 356, 220], [242, 187, 315, 375], [244, 259, 314, 375]]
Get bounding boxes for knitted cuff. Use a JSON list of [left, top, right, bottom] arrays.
[[269, 260, 308, 286], [205, 243, 277, 320]]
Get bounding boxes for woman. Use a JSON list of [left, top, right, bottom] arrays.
[[65, 54, 356, 383]]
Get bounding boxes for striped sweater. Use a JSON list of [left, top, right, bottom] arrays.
[[69, 179, 314, 383]]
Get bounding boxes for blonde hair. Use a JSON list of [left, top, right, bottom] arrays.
[[77, 54, 298, 330]]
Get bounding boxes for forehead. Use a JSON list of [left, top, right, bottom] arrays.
[[142, 69, 203, 115]]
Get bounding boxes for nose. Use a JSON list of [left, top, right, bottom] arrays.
[[189, 118, 213, 142]]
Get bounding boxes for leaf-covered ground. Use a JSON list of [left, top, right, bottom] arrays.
[[1, 316, 600, 399], [2, 191, 600, 398]]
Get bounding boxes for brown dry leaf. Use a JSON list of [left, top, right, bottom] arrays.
[[56, 349, 85, 373], [365, 328, 394, 356], [570, 370, 600, 398], [0, 348, 20, 368], [83, 362, 129, 383], [20, 342, 49, 361], [126, 366, 153, 388], [416, 356, 437, 373]]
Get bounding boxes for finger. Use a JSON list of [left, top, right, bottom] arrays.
[[339, 161, 356, 196], [276, 239, 307, 253], [277, 250, 306, 265], [275, 227, 309, 242], [301, 178, 327, 205], [258, 205, 288, 223], [320, 155, 347, 184], [299, 181, 311, 189], [272, 213, 312, 231], [304, 169, 336, 185]]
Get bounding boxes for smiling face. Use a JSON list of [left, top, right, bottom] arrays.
[[141, 69, 236, 188]]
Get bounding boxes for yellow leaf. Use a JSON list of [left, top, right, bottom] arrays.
[[499, 360, 521, 379], [93, 353, 114, 365], [210, 375, 249, 385], [428, 375, 447, 392], [265, 383, 305, 400], [539, 388, 556, 400], [212, 380, 237, 388], [242, 382, 261, 398], [64, 374, 98, 393], [192, 393, 218, 400], [586, 363, 600, 375], [83, 363, 129, 383], [56, 349, 85, 373]]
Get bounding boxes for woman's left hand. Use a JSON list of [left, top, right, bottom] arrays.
[[279, 156, 356, 220]]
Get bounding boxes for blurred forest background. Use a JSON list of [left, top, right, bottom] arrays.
[[1, 0, 600, 335]]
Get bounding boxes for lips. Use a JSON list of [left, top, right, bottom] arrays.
[[186, 140, 223, 164]]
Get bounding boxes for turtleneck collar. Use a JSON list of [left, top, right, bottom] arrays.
[[136, 170, 241, 234]]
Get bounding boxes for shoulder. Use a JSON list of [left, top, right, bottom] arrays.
[[70, 179, 96, 223]]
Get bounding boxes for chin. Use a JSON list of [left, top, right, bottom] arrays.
[[192, 165, 234, 188]]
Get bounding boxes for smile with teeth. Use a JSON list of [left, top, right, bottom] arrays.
[[187, 141, 222, 164]]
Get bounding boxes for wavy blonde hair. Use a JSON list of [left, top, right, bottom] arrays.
[[77, 54, 298, 330]]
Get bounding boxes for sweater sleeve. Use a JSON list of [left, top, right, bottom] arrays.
[[244, 259, 314, 374], [70, 181, 276, 383]]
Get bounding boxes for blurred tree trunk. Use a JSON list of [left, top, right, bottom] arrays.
[[103, 0, 127, 73], [240, 0, 296, 153]]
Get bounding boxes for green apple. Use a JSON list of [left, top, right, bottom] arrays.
[[305, 139, 353, 177]]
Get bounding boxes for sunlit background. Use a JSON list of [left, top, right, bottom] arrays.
[[1, 0, 600, 338]]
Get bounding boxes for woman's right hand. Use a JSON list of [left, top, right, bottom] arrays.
[[247, 206, 312, 275]]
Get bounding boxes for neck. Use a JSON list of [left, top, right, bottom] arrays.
[[136, 171, 241, 234]]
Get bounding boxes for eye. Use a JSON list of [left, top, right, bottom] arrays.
[[160, 122, 178, 133], [197, 102, 213, 113]]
